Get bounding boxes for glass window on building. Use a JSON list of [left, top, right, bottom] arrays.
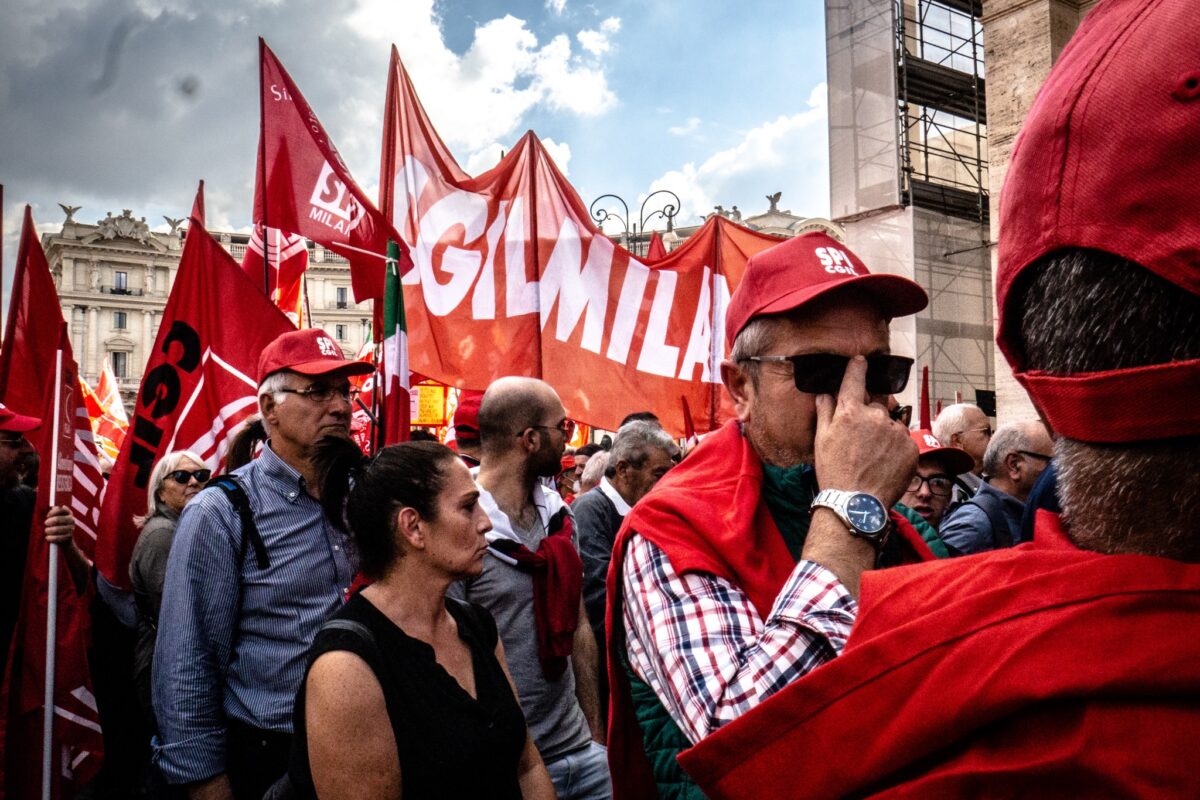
[[111, 351, 128, 378], [114, 271, 128, 291], [113, 310, 127, 330], [337, 286, 348, 308], [335, 324, 347, 340]]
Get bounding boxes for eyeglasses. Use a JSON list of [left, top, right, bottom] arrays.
[[1016, 450, 1052, 462], [168, 469, 212, 484], [279, 383, 359, 404], [739, 353, 914, 396], [889, 404, 913, 427], [520, 419, 576, 439], [964, 426, 993, 438], [0, 436, 26, 448], [907, 473, 954, 497]]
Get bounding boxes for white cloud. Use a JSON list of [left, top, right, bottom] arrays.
[[539, 137, 572, 176], [667, 116, 701, 137], [545, 0, 567, 14], [577, 16, 621, 55], [347, 0, 616, 152], [648, 83, 830, 223]]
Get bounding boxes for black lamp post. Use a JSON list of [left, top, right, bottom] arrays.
[[588, 189, 682, 257]]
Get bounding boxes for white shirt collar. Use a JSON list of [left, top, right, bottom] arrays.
[[599, 476, 632, 517]]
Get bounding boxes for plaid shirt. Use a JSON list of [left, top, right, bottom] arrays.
[[622, 533, 856, 745]]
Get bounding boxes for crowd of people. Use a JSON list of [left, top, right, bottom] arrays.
[[3, 1, 1199, 797]]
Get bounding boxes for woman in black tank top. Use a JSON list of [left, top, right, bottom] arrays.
[[294, 439, 556, 799]]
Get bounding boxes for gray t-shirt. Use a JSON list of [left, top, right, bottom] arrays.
[[449, 484, 591, 763]]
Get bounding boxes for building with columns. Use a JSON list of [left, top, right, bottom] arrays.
[[42, 208, 373, 411]]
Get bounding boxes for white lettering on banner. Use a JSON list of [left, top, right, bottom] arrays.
[[472, 200, 506, 320], [605, 260, 650, 365], [637, 270, 681, 377], [817, 246, 858, 275], [504, 197, 539, 317], [268, 83, 293, 102], [678, 266, 714, 382], [309, 162, 366, 235], [415, 190, 489, 316], [395, 158, 430, 285], [710, 272, 732, 383], [540, 219, 611, 354]]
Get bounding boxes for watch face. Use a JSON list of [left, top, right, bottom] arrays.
[[846, 493, 887, 534]]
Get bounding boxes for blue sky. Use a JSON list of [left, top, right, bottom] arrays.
[[1, 0, 831, 298]]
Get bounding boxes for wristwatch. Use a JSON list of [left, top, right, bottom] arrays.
[[811, 489, 890, 549]]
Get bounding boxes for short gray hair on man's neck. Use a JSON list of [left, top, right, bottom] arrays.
[[729, 317, 781, 388], [1017, 248, 1200, 559]]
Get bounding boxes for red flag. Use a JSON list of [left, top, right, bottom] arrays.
[[80, 360, 129, 463], [379, 50, 781, 437], [191, 179, 205, 228], [240, 224, 308, 326], [0, 211, 104, 797], [254, 38, 403, 302], [96, 218, 294, 592], [646, 231, 668, 261], [920, 365, 931, 430]]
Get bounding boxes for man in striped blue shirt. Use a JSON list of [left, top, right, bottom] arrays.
[[152, 329, 372, 800]]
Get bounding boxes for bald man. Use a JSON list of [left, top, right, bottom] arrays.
[[449, 377, 610, 799], [939, 421, 1053, 556]]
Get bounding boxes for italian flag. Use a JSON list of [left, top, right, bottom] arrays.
[[381, 240, 410, 445]]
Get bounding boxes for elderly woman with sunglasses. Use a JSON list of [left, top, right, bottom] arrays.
[[129, 450, 210, 730]]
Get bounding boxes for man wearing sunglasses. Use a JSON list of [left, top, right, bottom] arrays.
[[154, 329, 372, 800], [450, 376, 609, 800], [678, 1, 1200, 795], [605, 231, 935, 797]]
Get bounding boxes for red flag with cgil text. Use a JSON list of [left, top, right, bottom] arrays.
[[254, 38, 403, 303], [0, 209, 104, 798], [96, 218, 293, 592]]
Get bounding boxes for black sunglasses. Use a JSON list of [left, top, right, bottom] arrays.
[[168, 469, 212, 484], [740, 353, 914, 396]]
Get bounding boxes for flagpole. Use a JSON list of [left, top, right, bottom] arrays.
[[42, 347, 64, 800], [258, 38, 271, 297], [1, 183, 5, 349]]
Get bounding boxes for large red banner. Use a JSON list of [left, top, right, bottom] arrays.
[[96, 219, 294, 592], [379, 49, 783, 436], [255, 38, 403, 303], [0, 211, 104, 798]]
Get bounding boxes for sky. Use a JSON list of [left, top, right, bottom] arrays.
[[0, 0, 831, 300]]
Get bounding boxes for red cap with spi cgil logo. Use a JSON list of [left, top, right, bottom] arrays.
[[724, 231, 927, 349], [256, 328, 375, 383]]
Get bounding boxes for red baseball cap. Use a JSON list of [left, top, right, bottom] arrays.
[[560, 454, 576, 473], [257, 329, 374, 383], [909, 429, 973, 476], [0, 402, 41, 433], [453, 390, 484, 442], [725, 232, 928, 348], [996, 0, 1200, 443]]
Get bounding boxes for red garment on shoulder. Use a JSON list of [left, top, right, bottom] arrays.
[[679, 512, 1200, 799], [605, 420, 933, 799]]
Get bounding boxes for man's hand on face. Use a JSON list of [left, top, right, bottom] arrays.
[[814, 355, 918, 507], [43, 505, 76, 546]]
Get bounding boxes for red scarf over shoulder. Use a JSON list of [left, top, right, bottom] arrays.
[[605, 420, 933, 798], [679, 512, 1200, 799]]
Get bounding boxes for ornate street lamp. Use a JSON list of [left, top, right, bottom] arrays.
[[588, 189, 682, 257]]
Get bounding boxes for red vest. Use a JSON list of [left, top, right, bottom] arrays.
[[605, 421, 933, 798], [679, 512, 1200, 799]]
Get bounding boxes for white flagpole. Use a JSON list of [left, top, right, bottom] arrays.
[[42, 348, 64, 800]]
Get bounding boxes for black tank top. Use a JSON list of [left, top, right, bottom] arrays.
[[290, 593, 527, 799]]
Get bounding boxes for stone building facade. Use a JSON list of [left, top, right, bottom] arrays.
[[43, 208, 372, 410]]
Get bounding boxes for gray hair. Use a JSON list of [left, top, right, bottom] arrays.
[[1017, 249, 1200, 558], [932, 403, 983, 446], [605, 421, 679, 478], [258, 371, 293, 406], [729, 317, 781, 387], [981, 423, 1032, 478], [580, 450, 609, 490], [135, 449, 206, 527]]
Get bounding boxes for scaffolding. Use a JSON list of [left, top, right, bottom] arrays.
[[896, 0, 988, 224]]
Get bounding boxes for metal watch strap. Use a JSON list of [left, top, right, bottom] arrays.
[[811, 489, 890, 549]]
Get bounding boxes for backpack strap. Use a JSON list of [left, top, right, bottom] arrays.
[[209, 475, 269, 570], [965, 488, 1014, 549]]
